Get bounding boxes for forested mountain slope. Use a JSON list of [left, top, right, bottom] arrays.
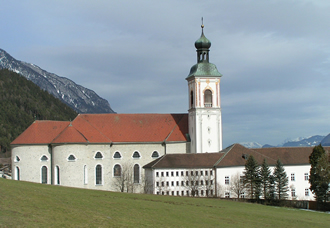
[[0, 69, 77, 152]]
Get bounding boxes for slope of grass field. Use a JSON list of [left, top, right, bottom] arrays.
[[0, 178, 329, 227]]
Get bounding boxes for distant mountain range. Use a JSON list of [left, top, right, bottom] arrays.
[[240, 134, 330, 148], [0, 48, 115, 114]]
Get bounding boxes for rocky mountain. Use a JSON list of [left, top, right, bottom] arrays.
[[241, 135, 327, 148], [0, 48, 115, 114]]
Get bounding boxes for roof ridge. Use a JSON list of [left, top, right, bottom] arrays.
[[78, 115, 113, 143], [150, 154, 167, 168], [250, 148, 278, 162], [214, 143, 236, 166], [164, 114, 185, 142], [50, 122, 73, 143]]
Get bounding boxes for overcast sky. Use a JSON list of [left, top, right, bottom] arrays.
[[1, 0, 330, 147]]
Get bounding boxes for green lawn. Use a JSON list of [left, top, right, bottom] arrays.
[[0, 178, 329, 227]]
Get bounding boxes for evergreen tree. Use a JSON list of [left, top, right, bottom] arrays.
[[273, 159, 289, 200], [260, 159, 271, 200], [310, 144, 330, 203], [243, 155, 260, 199]]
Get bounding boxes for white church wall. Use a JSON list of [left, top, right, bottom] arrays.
[[165, 142, 189, 154], [12, 145, 51, 184]]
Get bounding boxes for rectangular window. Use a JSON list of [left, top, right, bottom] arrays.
[[176, 171, 179, 176], [304, 173, 309, 181], [172, 191, 174, 195], [171, 181, 174, 186], [225, 176, 229, 185], [181, 171, 184, 176], [171, 171, 174, 177], [291, 173, 295, 181], [177, 191, 179, 195], [291, 189, 296, 197], [210, 180, 213, 185], [305, 188, 309, 196], [182, 191, 184, 196], [225, 192, 230, 198], [186, 171, 189, 176], [201, 180, 204, 185], [191, 181, 194, 186], [156, 182, 159, 187], [206, 180, 209, 185], [201, 190, 204, 196], [210, 170, 213, 176], [166, 172, 169, 177], [240, 192, 245, 198], [162, 182, 164, 187], [205, 170, 208, 176], [210, 190, 213, 196], [201, 171, 203, 176], [191, 171, 194, 176], [186, 181, 189, 186], [195, 171, 198, 176], [176, 181, 179, 186], [181, 181, 184, 186], [161, 172, 164, 177], [156, 172, 159, 177], [196, 181, 199, 186], [166, 181, 169, 186]]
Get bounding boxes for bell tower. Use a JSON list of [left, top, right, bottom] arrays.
[[186, 22, 223, 153]]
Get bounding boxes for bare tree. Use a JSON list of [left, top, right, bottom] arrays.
[[229, 173, 245, 199], [113, 162, 135, 193], [182, 170, 200, 196]]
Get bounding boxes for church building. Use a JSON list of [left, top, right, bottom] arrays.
[[11, 24, 319, 200]]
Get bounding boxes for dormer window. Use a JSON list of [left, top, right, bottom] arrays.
[[113, 152, 122, 159], [132, 151, 141, 159], [204, 89, 212, 107], [41, 155, 48, 161], [68, 154, 76, 161], [94, 152, 103, 159]]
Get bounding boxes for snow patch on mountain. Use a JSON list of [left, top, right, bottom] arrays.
[[0, 48, 115, 114]]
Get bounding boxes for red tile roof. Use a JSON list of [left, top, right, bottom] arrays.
[[11, 113, 189, 145], [11, 121, 70, 145]]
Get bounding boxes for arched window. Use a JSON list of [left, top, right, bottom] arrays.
[[68, 154, 76, 161], [95, 152, 103, 159], [113, 164, 121, 177], [113, 152, 122, 159], [16, 166, 20, 180], [41, 155, 48, 161], [56, 166, 60, 185], [132, 151, 141, 159], [134, 164, 140, 183], [190, 91, 194, 107], [41, 166, 47, 184], [15, 156, 20, 162], [152, 151, 159, 158], [204, 89, 212, 107], [95, 165, 102, 185], [84, 165, 88, 185]]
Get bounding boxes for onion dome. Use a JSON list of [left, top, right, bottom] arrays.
[[194, 25, 211, 49]]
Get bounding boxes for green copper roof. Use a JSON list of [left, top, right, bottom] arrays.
[[195, 31, 211, 49], [186, 62, 222, 79]]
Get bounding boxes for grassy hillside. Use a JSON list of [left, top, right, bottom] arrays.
[[0, 69, 77, 153], [0, 179, 329, 227]]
